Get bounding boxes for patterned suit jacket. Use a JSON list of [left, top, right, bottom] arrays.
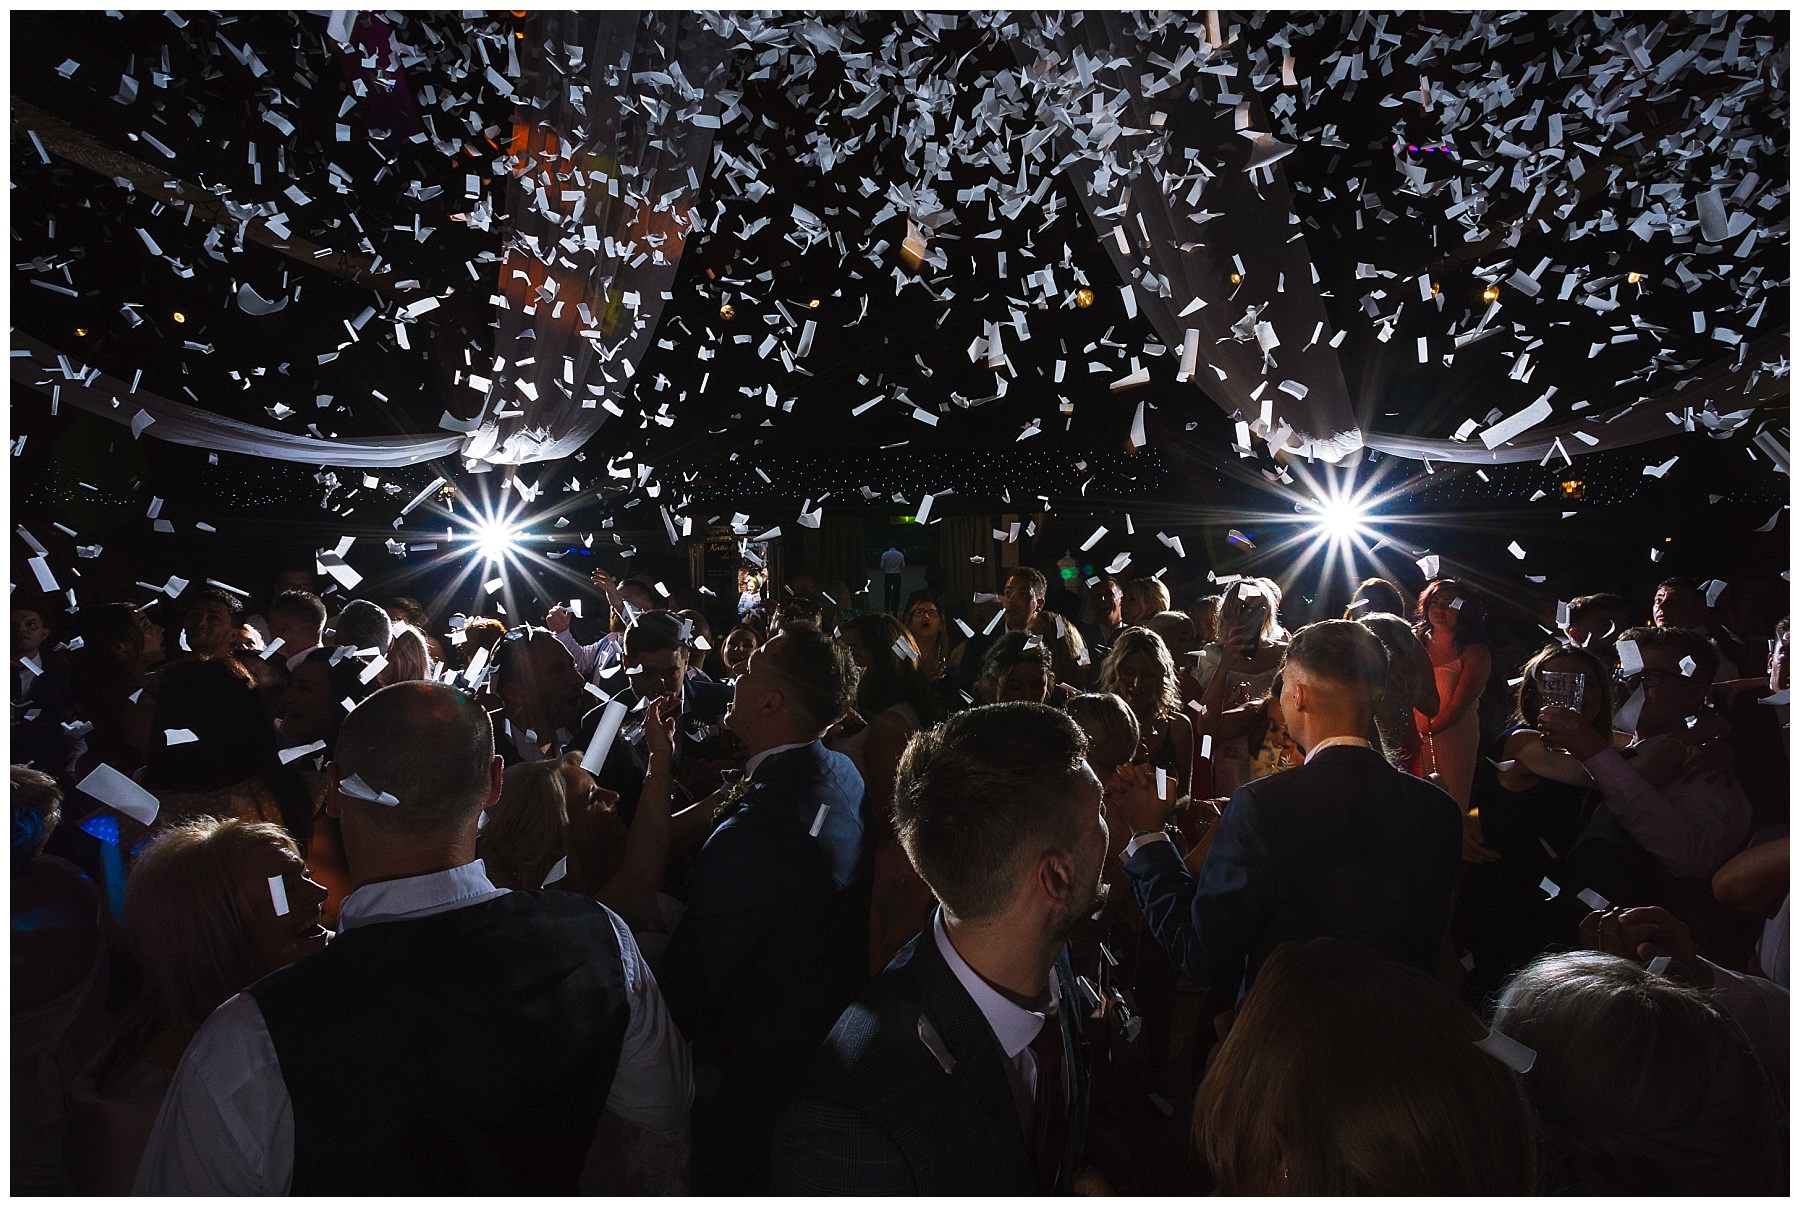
[[770, 928, 1090, 1195]]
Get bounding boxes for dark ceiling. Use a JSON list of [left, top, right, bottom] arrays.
[[8, 10, 1791, 620]]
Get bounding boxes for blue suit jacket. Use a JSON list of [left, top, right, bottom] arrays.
[[1127, 743, 1462, 991], [658, 740, 869, 1193], [770, 930, 1090, 1195]]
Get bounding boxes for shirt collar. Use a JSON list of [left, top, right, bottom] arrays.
[[744, 740, 813, 780], [337, 860, 509, 932], [283, 642, 322, 673], [1304, 735, 1375, 764], [932, 909, 1057, 1058]]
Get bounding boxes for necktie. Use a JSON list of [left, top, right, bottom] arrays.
[[1028, 1010, 1067, 1192]]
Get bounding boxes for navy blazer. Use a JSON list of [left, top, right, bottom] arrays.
[[1127, 742, 1462, 992], [771, 929, 1090, 1195], [658, 740, 870, 1193]]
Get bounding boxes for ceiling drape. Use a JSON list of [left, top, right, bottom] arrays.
[[459, 10, 731, 469]]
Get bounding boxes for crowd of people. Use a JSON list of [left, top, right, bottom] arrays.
[[9, 553, 1789, 1194]]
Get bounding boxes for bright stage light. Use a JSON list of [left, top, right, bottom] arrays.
[[1312, 496, 1370, 541], [468, 514, 528, 564]]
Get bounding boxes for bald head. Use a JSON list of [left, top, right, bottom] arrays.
[[332, 682, 495, 834]]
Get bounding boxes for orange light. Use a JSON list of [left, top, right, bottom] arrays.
[[171, 311, 187, 324], [1481, 286, 1499, 303], [719, 303, 736, 321], [1627, 271, 1642, 285], [1229, 272, 1243, 285], [807, 298, 821, 309], [74, 327, 88, 337], [1074, 288, 1094, 308]]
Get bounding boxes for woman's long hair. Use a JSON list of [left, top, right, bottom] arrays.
[[1096, 626, 1181, 723], [844, 613, 939, 725], [1510, 644, 1614, 739], [1414, 577, 1489, 653]]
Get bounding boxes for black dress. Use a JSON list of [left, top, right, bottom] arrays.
[[1453, 725, 1597, 1007]]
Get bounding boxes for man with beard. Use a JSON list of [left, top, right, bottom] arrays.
[[657, 624, 869, 1194], [489, 627, 595, 764], [771, 703, 1101, 1194]]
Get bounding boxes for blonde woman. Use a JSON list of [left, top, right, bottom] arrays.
[[478, 696, 678, 920], [1097, 627, 1195, 801], [66, 818, 328, 1194], [1193, 580, 1286, 797]]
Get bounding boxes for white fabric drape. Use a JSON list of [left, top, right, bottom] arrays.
[[460, 10, 730, 469], [1012, 11, 1783, 469], [10, 331, 462, 467], [1013, 11, 1364, 463]]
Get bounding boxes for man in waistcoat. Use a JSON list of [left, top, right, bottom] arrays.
[[135, 682, 691, 1194]]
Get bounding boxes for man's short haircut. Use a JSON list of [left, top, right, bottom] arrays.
[[623, 609, 690, 661], [11, 595, 54, 625], [186, 585, 243, 618], [1567, 592, 1627, 624], [977, 630, 1054, 690], [1006, 566, 1048, 600], [267, 589, 327, 632], [773, 596, 823, 630], [1066, 693, 1139, 770], [893, 702, 1089, 924], [332, 599, 394, 654], [762, 624, 859, 731], [1655, 576, 1704, 596], [1283, 620, 1388, 711], [491, 626, 551, 690], [332, 682, 494, 833], [1617, 624, 1719, 684]]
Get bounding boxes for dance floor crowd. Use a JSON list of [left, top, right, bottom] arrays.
[[11, 556, 1788, 1194]]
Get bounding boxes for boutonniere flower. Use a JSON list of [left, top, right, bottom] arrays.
[[713, 775, 752, 823]]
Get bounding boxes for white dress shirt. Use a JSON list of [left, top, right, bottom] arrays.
[[931, 909, 1059, 1136], [282, 642, 323, 674], [743, 740, 814, 780], [1303, 734, 1375, 762], [133, 860, 692, 1195]]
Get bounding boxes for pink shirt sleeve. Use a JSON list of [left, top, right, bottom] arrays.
[[1581, 747, 1751, 879]]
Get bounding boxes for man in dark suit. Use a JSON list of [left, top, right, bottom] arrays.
[[584, 609, 731, 824], [1115, 619, 1462, 994], [657, 624, 870, 1194], [771, 702, 1102, 1194], [488, 626, 594, 765]]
